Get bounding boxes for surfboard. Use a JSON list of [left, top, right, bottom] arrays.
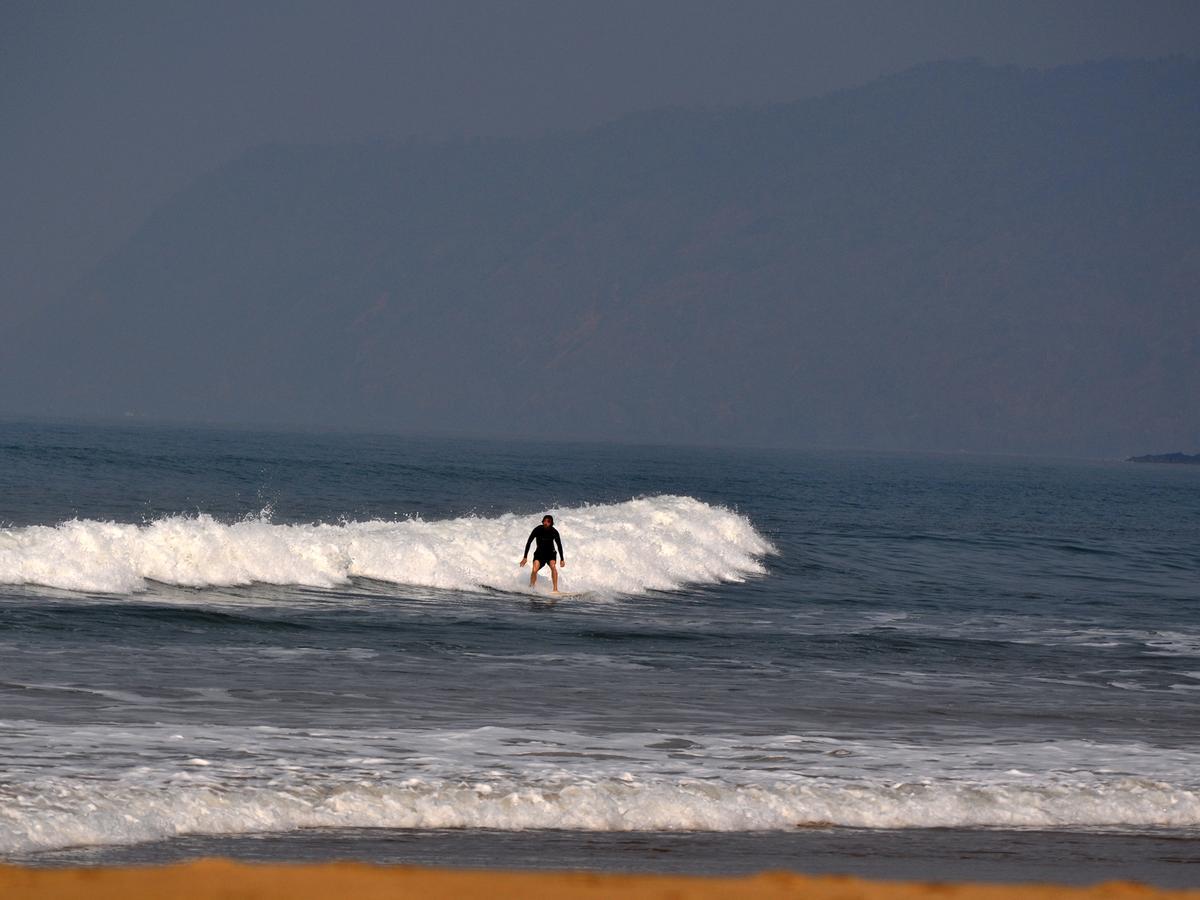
[[487, 586, 590, 599]]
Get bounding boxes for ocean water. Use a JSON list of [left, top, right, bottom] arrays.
[[1, 420, 1198, 882]]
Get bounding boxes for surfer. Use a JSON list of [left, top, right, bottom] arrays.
[[520, 515, 565, 592]]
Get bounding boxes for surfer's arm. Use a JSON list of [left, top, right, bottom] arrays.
[[521, 529, 537, 559], [554, 531, 564, 563]]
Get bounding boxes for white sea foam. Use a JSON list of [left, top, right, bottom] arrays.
[[3, 722, 1199, 854], [3, 772, 1198, 855], [0, 495, 772, 595]]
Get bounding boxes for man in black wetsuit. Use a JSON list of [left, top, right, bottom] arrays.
[[520, 515, 565, 592]]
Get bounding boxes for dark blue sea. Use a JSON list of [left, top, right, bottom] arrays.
[[1, 420, 1198, 884]]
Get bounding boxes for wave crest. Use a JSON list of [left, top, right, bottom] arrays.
[[0, 496, 773, 595]]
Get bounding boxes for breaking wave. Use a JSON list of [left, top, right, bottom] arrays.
[[4, 774, 1198, 855], [4, 722, 1198, 854], [0, 495, 772, 595]]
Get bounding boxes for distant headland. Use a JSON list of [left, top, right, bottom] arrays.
[[1127, 452, 1200, 465]]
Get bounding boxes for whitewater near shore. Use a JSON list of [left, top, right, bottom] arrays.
[[1, 421, 1198, 882]]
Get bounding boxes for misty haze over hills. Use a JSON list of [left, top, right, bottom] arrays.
[[3, 58, 1196, 456]]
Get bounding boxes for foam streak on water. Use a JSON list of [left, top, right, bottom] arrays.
[[0, 496, 771, 595]]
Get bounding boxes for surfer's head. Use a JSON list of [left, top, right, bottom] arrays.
[[542, 515, 554, 527]]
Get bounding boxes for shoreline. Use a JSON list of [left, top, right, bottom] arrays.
[[3, 861, 1200, 900], [12, 826, 1200, 888]]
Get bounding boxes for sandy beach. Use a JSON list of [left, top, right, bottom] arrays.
[[2, 861, 1199, 900]]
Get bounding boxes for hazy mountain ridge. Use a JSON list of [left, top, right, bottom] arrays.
[[5, 58, 1198, 454]]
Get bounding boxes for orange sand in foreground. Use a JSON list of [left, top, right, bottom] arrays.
[[2, 861, 1198, 900]]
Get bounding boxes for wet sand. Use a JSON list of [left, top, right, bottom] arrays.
[[3, 861, 1200, 900], [15, 827, 1200, 888]]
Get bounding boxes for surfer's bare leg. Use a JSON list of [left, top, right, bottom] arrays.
[[529, 560, 542, 587], [548, 559, 559, 592]]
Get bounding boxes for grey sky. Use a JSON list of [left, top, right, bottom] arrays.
[[3, 1, 1199, 330]]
